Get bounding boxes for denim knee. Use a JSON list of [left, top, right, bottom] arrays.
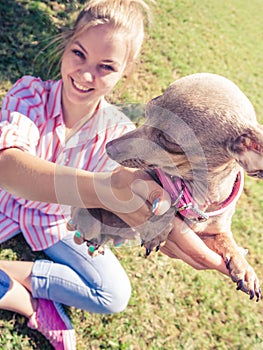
[[30, 258, 132, 314], [97, 275, 132, 314]]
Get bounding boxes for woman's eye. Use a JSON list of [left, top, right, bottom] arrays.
[[72, 49, 85, 59], [100, 64, 115, 72]]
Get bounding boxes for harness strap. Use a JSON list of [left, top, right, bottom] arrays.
[[154, 168, 244, 222]]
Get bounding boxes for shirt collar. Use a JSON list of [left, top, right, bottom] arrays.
[[47, 79, 63, 119]]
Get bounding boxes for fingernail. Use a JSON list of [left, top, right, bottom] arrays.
[[154, 199, 171, 215], [88, 245, 96, 253], [69, 219, 75, 225], [75, 230, 82, 238], [152, 198, 160, 213]]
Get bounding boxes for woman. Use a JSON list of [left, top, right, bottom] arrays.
[[0, 1, 171, 348]]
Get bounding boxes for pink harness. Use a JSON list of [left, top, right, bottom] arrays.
[[154, 168, 244, 222]]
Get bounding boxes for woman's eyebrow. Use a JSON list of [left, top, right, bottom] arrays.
[[74, 40, 122, 68], [75, 41, 88, 54]]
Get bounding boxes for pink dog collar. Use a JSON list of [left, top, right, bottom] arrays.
[[206, 170, 244, 217], [154, 168, 244, 222]]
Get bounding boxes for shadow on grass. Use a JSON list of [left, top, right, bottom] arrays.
[[1, 0, 56, 85], [0, 0, 87, 91]]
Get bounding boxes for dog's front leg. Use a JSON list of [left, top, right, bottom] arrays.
[[202, 232, 261, 301]]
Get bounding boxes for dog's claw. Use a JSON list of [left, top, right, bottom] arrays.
[[155, 245, 160, 252], [225, 257, 231, 270], [236, 279, 243, 291], [255, 288, 262, 302], [145, 248, 152, 257], [256, 289, 262, 302]]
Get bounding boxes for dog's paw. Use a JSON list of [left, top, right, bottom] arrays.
[[226, 255, 262, 302], [142, 221, 174, 256], [138, 207, 175, 256]]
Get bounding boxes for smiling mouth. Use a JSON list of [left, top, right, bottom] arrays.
[[71, 78, 94, 93]]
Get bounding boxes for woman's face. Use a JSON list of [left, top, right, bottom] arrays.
[[61, 23, 128, 109]]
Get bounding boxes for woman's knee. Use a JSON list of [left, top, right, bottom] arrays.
[[96, 277, 132, 314]]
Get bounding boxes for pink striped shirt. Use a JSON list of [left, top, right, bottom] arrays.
[[0, 76, 135, 250]]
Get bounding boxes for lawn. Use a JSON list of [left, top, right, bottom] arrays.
[[0, 0, 263, 349]]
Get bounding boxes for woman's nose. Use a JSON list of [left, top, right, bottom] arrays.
[[78, 67, 94, 83], [83, 71, 94, 82]]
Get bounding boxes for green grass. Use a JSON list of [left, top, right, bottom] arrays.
[[1, 0, 263, 349]]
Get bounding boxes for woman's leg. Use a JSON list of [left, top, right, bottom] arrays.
[[0, 260, 33, 290], [0, 261, 76, 349], [0, 267, 36, 317], [32, 232, 131, 314]]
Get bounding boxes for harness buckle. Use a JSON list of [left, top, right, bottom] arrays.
[[176, 202, 209, 222]]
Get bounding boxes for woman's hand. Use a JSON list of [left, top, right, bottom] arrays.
[[93, 166, 171, 227], [74, 166, 174, 248], [68, 165, 174, 254]]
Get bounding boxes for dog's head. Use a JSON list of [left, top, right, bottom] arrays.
[[107, 73, 263, 181]]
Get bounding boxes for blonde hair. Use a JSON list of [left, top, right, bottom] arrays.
[[40, 0, 152, 80], [50, 0, 152, 70]]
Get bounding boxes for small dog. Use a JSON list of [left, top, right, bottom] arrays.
[[68, 73, 263, 301]]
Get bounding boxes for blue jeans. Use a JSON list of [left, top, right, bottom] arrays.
[[31, 232, 131, 314]]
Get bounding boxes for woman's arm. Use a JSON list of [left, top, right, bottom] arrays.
[[0, 147, 91, 206], [0, 147, 171, 226], [161, 217, 229, 275]]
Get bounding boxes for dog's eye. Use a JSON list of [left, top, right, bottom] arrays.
[[157, 132, 181, 153]]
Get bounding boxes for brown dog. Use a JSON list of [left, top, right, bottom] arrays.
[[68, 73, 263, 301]]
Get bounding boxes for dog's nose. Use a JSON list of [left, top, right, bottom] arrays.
[[106, 141, 120, 160], [105, 140, 113, 156]]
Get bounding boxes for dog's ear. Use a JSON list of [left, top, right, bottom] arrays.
[[227, 126, 263, 178]]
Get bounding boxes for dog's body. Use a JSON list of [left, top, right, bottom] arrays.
[[69, 73, 263, 300]]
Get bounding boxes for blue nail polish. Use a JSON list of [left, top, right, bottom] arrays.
[[152, 198, 160, 213], [114, 242, 123, 247], [89, 245, 96, 253], [75, 231, 82, 238]]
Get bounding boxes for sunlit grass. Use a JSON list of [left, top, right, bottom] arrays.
[[1, 0, 263, 349]]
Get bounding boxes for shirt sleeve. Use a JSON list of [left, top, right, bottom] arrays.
[[0, 111, 40, 154], [0, 76, 43, 154]]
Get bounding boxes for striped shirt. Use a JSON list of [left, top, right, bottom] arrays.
[[0, 76, 135, 250]]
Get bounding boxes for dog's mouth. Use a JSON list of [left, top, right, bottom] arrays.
[[119, 158, 158, 170], [119, 158, 182, 184]]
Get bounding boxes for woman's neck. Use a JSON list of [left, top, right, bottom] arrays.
[[62, 98, 101, 129], [61, 95, 101, 141]]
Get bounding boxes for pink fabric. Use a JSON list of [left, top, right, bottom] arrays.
[[154, 168, 243, 221], [0, 76, 135, 250], [27, 299, 76, 350]]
